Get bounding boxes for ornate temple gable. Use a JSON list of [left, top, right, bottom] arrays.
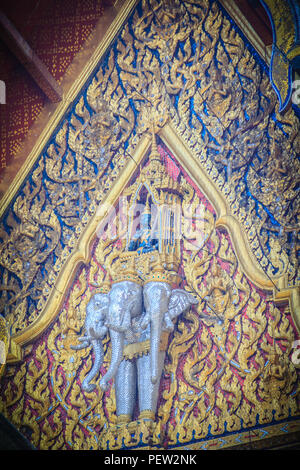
[[3, 119, 299, 360], [0, 2, 299, 450], [0, 0, 298, 363], [0, 140, 299, 450]]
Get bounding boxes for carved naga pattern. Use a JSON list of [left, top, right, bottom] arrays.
[[0, 146, 299, 450]]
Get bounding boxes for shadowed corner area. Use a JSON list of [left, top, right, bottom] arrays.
[[0, 413, 36, 450]]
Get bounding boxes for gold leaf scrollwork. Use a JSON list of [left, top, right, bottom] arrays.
[[0, 0, 299, 451]]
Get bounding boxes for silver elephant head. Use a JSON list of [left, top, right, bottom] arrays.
[[143, 282, 198, 385], [71, 292, 109, 392], [99, 280, 143, 391]]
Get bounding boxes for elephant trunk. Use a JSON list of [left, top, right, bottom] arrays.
[[82, 339, 104, 393], [100, 329, 124, 391], [150, 312, 164, 385], [144, 282, 172, 385], [70, 339, 89, 350]]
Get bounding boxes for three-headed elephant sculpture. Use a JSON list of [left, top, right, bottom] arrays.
[[72, 280, 198, 422]]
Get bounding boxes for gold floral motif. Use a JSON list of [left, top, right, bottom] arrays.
[[0, 0, 299, 342], [0, 0, 299, 451], [0, 171, 299, 448]]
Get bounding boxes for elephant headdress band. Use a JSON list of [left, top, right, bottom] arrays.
[[110, 252, 144, 286], [93, 277, 111, 294]]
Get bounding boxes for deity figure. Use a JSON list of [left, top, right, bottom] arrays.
[[128, 197, 159, 254]]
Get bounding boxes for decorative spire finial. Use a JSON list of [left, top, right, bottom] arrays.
[[149, 127, 161, 162], [143, 193, 151, 215]]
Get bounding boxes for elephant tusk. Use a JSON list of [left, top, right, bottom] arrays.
[[82, 381, 97, 393], [140, 313, 150, 330], [99, 378, 110, 391], [151, 375, 159, 385]]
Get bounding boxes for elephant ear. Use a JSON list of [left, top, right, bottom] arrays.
[[168, 289, 198, 320]]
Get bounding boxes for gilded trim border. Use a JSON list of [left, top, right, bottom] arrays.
[[136, 420, 300, 450]]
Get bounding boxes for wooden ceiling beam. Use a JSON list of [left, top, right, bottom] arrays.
[[0, 11, 63, 102]]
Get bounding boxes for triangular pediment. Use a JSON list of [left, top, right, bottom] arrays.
[[0, 0, 299, 452], [2, 129, 299, 450], [1, 0, 299, 347], [5, 120, 299, 350]]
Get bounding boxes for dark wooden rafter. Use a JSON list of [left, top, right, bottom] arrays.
[[237, 0, 273, 46], [0, 10, 63, 103]]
